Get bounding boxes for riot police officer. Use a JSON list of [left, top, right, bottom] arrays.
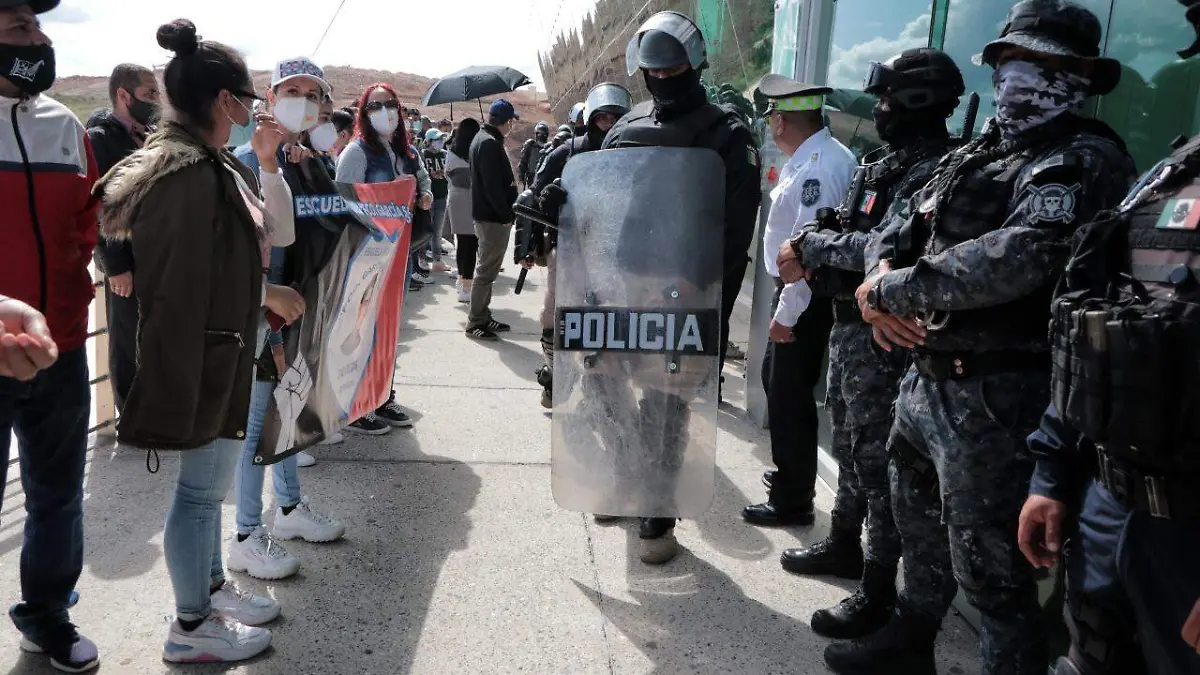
[[519, 121, 550, 189], [569, 102, 586, 136], [836, 2, 1137, 673], [1019, 2, 1200, 673], [598, 9, 761, 563], [529, 82, 634, 408], [774, 47, 965, 641]]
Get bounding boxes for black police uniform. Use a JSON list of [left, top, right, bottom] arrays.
[[603, 98, 762, 386]]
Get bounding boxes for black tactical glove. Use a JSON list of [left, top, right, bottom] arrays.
[[539, 179, 568, 213]]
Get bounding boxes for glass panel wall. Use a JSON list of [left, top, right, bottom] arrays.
[[1096, 1, 1200, 171], [825, 0, 934, 155]]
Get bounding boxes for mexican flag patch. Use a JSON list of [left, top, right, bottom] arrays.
[[1156, 198, 1200, 230]]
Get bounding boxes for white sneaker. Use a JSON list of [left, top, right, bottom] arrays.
[[273, 498, 345, 543], [211, 581, 280, 626], [162, 615, 271, 663], [412, 271, 435, 285], [295, 450, 318, 468], [457, 284, 471, 303], [317, 431, 345, 446], [227, 528, 300, 580]]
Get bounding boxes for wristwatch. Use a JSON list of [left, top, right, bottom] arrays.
[[866, 276, 887, 313]]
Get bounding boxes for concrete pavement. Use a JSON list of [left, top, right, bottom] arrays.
[[1, 256, 979, 674]]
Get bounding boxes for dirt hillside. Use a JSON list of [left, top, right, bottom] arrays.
[[50, 66, 554, 159]]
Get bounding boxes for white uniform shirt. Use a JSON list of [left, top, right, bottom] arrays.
[[762, 127, 857, 327]]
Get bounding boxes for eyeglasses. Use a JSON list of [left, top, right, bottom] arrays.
[[364, 100, 400, 113]]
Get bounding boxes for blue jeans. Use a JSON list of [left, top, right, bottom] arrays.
[[164, 437, 241, 621], [235, 379, 301, 533], [0, 348, 89, 642], [1066, 478, 1200, 675], [427, 197, 447, 261]]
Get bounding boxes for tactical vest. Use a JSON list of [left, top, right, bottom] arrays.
[[1051, 136, 1200, 488], [605, 100, 738, 155], [913, 120, 1105, 352], [814, 142, 951, 306]]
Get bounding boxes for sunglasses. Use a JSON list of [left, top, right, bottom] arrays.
[[364, 100, 400, 113]]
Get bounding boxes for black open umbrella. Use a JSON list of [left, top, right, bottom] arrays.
[[422, 66, 532, 117]]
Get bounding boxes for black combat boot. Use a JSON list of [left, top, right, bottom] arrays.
[[823, 604, 939, 675], [811, 561, 897, 639], [779, 528, 863, 578]]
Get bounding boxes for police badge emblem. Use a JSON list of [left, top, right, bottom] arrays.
[[800, 178, 821, 207], [1028, 183, 1081, 224]]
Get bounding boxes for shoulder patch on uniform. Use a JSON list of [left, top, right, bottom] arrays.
[[747, 146, 759, 167], [810, 152, 820, 163], [801, 179, 821, 207], [1027, 183, 1081, 224]]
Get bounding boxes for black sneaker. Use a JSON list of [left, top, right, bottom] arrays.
[[375, 399, 414, 427], [347, 414, 391, 435], [466, 326, 499, 341], [20, 624, 100, 673], [485, 319, 511, 333]]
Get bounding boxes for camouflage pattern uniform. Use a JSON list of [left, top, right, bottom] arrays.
[[795, 144, 949, 569], [856, 111, 1136, 673]]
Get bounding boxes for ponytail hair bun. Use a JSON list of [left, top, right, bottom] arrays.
[[157, 19, 200, 56]]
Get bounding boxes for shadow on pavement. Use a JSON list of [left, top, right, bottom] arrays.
[[573, 539, 826, 675]]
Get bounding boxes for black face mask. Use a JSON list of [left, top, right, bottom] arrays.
[[644, 68, 706, 116], [127, 94, 160, 126], [586, 124, 607, 148], [872, 101, 949, 147], [0, 43, 55, 96]]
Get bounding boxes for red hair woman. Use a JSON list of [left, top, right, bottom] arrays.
[[334, 83, 433, 432]]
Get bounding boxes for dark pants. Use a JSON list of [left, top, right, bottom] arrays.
[[0, 348, 89, 642], [761, 293, 834, 510], [1065, 478, 1200, 675], [104, 284, 138, 412], [718, 256, 750, 372], [456, 234, 479, 280]]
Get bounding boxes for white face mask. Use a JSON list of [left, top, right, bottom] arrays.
[[370, 108, 400, 136], [430, 139, 445, 151], [273, 96, 321, 134], [308, 121, 338, 153]]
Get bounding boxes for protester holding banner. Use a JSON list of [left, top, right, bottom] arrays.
[[446, 117, 481, 303], [96, 19, 305, 663], [228, 57, 347, 583], [337, 82, 433, 430]]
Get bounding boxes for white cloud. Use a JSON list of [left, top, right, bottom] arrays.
[[42, 0, 560, 90], [826, 11, 930, 90]]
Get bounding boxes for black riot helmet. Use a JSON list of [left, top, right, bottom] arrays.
[[625, 11, 708, 76], [583, 82, 633, 125], [981, 0, 1120, 95], [863, 48, 964, 111], [1180, 0, 1200, 58], [534, 120, 550, 141]]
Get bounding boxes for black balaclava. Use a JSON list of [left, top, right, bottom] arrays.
[[873, 101, 950, 148], [586, 121, 607, 148], [644, 68, 707, 117]]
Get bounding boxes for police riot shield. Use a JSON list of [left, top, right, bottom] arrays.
[[552, 146, 725, 518]]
